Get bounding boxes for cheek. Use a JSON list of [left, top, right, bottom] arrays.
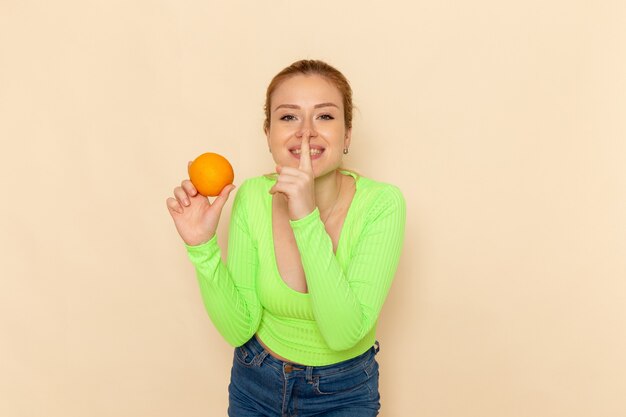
[[319, 125, 347, 142], [267, 127, 287, 144], [269, 123, 297, 139], [268, 135, 287, 150]]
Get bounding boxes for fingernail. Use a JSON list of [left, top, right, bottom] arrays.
[[184, 198, 190, 206]]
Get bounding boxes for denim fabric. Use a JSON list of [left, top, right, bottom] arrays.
[[228, 336, 381, 416]]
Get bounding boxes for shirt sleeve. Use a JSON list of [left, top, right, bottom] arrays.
[[289, 185, 406, 351], [184, 182, 262, 347]]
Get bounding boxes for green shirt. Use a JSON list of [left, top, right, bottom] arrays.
[[185, 171, 406, 366]]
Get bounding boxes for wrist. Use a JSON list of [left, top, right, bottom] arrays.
[[184, 233, 216, 247], [289, 207, 315, 221], [288, 198, 316, 221], [289, 207, 320, 226]]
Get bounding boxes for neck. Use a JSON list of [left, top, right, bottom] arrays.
[[314, 169, 342, 213]]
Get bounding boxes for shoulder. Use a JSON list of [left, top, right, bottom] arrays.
[[237, 175, 273, 193], [347, 174, 406, 236], [235, 175, 275, 196], [349, 175, 406, 229], [355, 175, 406, 213], [231, 175, 273, 208]]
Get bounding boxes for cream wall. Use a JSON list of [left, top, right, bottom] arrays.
[[1, 1, 625, 416]]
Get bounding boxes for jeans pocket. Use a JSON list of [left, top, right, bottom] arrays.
[[234, 344, 256, 367], [313, 365, 372, 397]]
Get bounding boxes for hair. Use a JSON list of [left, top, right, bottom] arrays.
[[263, 59, 353, 133]]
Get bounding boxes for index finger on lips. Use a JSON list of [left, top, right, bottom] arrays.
[[298, 131, 312, 172]]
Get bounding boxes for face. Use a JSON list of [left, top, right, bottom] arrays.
[[266, 74, 351, 177]]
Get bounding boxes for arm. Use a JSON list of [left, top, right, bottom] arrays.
[[185, 182, 262, 346], [290, 186, 406, 351]]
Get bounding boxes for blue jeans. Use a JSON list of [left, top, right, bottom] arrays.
[[228, 336, 381, 416]]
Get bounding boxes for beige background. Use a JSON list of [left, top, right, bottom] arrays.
[[1, 1, 625, 416]]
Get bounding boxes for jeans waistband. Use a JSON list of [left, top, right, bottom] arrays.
[[242, 336, 379, 377]]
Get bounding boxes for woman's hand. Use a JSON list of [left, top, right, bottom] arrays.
[[269, 132, 316, 220], [166, 162, 236, 246]]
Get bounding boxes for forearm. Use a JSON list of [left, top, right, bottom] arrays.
[[186, 236, 260, 347], [291, 212, 364, 350], [291, 187, 406, 351]]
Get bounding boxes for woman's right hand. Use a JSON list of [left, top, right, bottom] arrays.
[[166, 162, 236, 246]]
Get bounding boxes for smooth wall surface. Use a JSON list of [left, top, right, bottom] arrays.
[[1, 1, 625, 416]]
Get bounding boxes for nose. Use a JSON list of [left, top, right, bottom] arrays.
[[296, 117, 318, 138]]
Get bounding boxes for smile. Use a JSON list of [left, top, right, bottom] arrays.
[[289, 145, 325, 160]]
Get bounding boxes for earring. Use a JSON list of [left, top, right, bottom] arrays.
[[343, 148, 349, 155]]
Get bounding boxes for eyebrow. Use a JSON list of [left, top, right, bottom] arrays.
[[273, 102, 339, 111]]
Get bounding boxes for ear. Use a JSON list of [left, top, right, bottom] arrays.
[[343, 128, 352, 150], [265, 126, 270, 149]]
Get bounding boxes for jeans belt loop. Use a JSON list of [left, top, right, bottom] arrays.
[[254, 350, 269, 366]]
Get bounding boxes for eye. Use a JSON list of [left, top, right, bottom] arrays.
[[318, 114, 335, 120], [280, 114, 297, 121]]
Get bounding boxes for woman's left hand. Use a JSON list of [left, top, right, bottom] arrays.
[[269, 132, 316, 220]]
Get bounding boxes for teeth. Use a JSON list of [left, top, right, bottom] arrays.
[[292, 149, 323, 155]]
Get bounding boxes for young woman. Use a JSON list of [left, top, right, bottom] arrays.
[[166, 60, 406, 416]]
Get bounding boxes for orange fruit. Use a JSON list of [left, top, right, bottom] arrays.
[[188, 152, 234, 197]]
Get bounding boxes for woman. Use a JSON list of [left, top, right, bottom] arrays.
[[166, 60, 406, 416]]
